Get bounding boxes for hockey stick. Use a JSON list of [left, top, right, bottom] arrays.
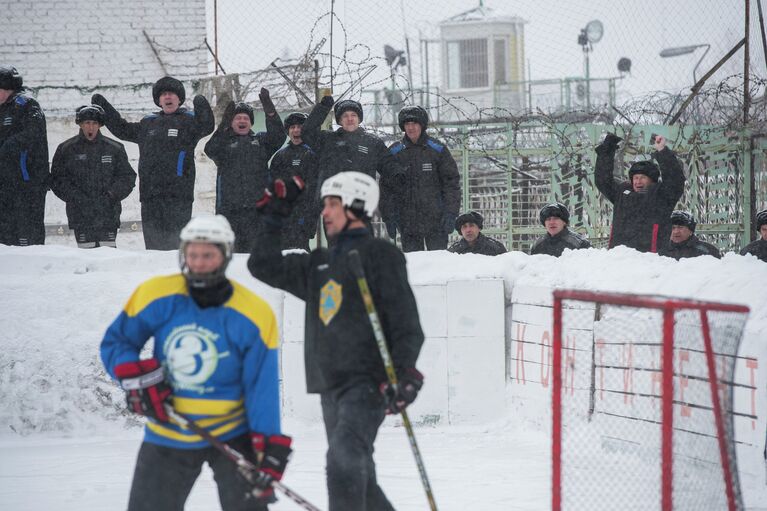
[[163, 405, 322, 511], [347, 249, 439, 511]]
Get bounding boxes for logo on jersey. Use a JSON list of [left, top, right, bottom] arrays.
[[163, 323, 229, 393], [422, 163, 433, 172], [292, 159, 301, 166], [357, 145, 369, 154], [74, 153, 87, 161], [319, 279, 342, 326], [2, 117, 12, 126], [167, 128, 179, 137], [101, 155, 112, 164]]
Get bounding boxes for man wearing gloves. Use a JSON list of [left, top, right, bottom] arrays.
[[92, 76, 214, 249]]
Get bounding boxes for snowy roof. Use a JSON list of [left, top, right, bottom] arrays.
[[439, 4, 524, 26]]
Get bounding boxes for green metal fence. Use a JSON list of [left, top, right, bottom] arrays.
[[432, 122, 766, 253]]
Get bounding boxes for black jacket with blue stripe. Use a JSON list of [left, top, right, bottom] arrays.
[[0, 92, 49, 189], [100, 97, 214, 202]]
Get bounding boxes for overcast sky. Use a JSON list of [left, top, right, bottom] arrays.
[[205, 0, 764, 103]]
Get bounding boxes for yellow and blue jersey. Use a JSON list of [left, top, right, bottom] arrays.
[[101, 274, 280, 449]]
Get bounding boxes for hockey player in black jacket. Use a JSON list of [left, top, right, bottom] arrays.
[[386, 106, 461, 251], [659, 211, 721, 260], [530, 202, 591, 256], [248, 171, 425, 511], [595, 133, 685, 253], [92, 76, 214, 250], [50, 105, 136, 248], [301, 95, 403, 231], [0, 66, 49, 246], [268, 112, 318, 250], [740, 209, 767, 262], [204, 90, 285, 253]]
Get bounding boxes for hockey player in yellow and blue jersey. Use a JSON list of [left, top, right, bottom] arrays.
[[101, 214, 290, 511]]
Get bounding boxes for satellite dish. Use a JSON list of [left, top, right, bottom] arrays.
[[585, 20, 604, 44], [617, 57, 632, 73], [384, 45, 406, 67]]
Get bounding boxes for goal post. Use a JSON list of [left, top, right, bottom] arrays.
[[551, 289, 750, 511]]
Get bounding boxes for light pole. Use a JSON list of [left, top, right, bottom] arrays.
[[578, 20, 603, 111], [659, 44, 711, 84], [659, 44, 710, 124]]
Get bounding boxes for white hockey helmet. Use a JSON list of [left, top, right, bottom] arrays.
[[320, 171, 379, 218], [179, 215, 235, 287]]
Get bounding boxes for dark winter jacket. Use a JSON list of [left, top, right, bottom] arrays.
[[659, 235, 721, 260], [0, 92, 49, 189], [204, 113, 285, 213], [530, 227, 591, 256], [248, 224, 425, 393], [96, 96, 214, 202], [595, 147, 685, 253], [301, 101, 403, 195], [448, 233, 507, 256], [269, 141, 319, 238], [50, 132, 136, 231], [740, 239, 767, 262], [386, 133, 461, 236]]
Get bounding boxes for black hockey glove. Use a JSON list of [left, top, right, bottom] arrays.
[[218, 101, 236, 133], [114, 359, 172, 422], [256, 176, 305, 217], [380, 368, 424, 415], [192, 94, 210, 111], [595, 133, 622, 155], [320, 94, 335, 108], [259, 88, 276, 116], [249, 433, 293, 501]]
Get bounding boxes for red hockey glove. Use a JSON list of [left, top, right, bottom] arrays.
[[114, 359, 172, 422], [250, 433, 293, 500], [256, 176, 305, 217], [380, 368, 424, 415]]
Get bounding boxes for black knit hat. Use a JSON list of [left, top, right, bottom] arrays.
[[0, 66, 22, 91], [398, 106, 428, 131], [152, 76, 186, 106], [539, 202, 569, 226], [670, 210, 696, 232], [756, 209, 767, 231], [75, 104, 105, 125], [628, 160, 660, 182], [284, 112, 308, 129], [455, 211, 483, 233], [233, 102, 254, 124], [334, 99, 363, 123]]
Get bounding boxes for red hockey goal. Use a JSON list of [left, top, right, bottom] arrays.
[[551, 289, 749, 511]]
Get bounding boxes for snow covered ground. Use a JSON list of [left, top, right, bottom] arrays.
[[1, 231, 766, 510]]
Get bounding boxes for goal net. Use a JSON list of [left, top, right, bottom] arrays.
[[551, 289, 749, 511]]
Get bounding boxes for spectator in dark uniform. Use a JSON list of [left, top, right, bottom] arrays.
[[448, 211, 507, 256], [530, 202, 591, 256], [659, 211, 721, 259], [740, 209, 767, 262], [204, 90, 284, 253], [386, 106, 461, 252], [301, 95, 403, 236], [595, 134, 685, 253], [269, 112, 318, 251], [50, 105, 136, 248], [92, 76, 214, 250], [0, 66, 49, 246]]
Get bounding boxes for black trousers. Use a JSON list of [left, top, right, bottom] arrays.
[[0, 187, 46, 246], [221, 208, 260, 254], [321, 384, 394, 511], [400, 230, 447, 253], [74, 229, 117, 248], [141, 198, 193, 250], [127, 435, 268, 511]]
